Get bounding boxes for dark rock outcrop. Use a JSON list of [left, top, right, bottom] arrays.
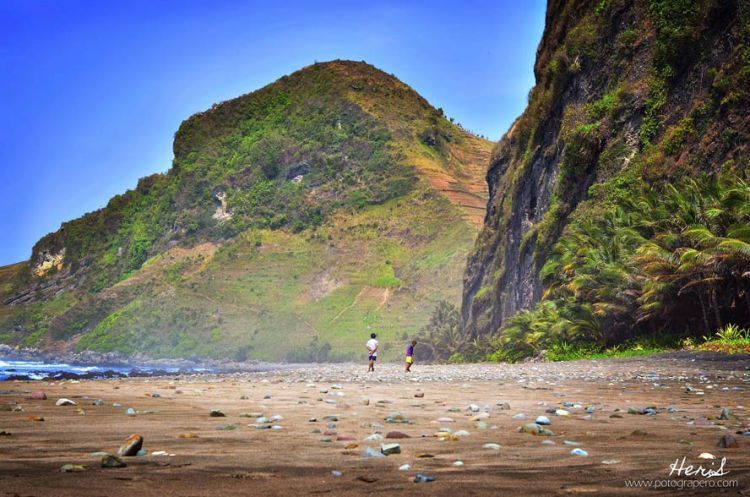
[[463, 0, 749, 337]]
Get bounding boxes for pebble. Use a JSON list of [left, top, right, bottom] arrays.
[[30, 391, 47, 400], [386, 431, 411, 439], [453, 460, 464, 467], [60, 464, 85, 473], [601, 459, 620, 465], [331, 470, 342, 477], [570, 448, 588, 457], [56, 398, 76, 406], [92, 399, 104, 406], [414, 473, 435, 483], [698, 453, 715, 459], [364, 434, 384, 442], [101, 454, 126, 468], [380, 443, 401, 455], [719, 408, 732, 420], [482, 443, 501, 450], [210, 409, 226, 417], [126, 408, 136, 416], [399, 464, 411, 471], [496, 402, 511, 410], [520, 423, 554, 436], [384, 412, 410, 424], [362, 447, 385, 458], [535, 416, 551, 425], [512, 413, 526, 420]]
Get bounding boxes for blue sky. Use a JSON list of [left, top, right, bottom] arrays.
[[0, 0, 546, 265]]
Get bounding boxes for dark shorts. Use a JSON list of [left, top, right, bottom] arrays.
[[369, 355, 377, 361]]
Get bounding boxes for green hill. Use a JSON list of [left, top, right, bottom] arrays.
[[0, 60, 491, 361]]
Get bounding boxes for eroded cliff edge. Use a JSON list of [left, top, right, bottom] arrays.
[[463, 0, 750, 337]]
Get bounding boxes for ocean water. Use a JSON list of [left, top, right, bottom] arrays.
[[0, 359, 177, 381]]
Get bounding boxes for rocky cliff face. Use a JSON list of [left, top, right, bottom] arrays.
[[463, 0, 750, 337]]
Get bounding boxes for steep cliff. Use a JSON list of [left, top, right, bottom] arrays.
[[463, 0, 750, 338], [0, 60, 492, 360]]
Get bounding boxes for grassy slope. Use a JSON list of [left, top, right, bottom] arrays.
[[0, 60, 491, 360], [75, 185, 474, 361]]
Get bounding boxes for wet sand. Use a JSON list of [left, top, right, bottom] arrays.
[[1, 355, 749, 496]]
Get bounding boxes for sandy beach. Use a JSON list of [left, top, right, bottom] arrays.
[[1, 354, 749, 496]]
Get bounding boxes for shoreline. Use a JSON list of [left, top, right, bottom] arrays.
[[0, 357, 748, 496]]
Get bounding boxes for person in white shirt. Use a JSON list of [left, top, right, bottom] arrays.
[[366, 333, 379, 372]]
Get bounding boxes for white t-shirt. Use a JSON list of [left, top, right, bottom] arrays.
[[367, 338, 379, 357]]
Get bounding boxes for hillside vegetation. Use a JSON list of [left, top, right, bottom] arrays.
[[459, 0, 750, 361], [0, 60, 491, 361]]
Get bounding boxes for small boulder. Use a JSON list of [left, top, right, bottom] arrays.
[[30, 391, 47, 400], [117, 434, 143, 456]]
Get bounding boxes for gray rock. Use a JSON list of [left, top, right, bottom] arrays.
[[414, 473, 435, 483], [362, 447, 385, 458]]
